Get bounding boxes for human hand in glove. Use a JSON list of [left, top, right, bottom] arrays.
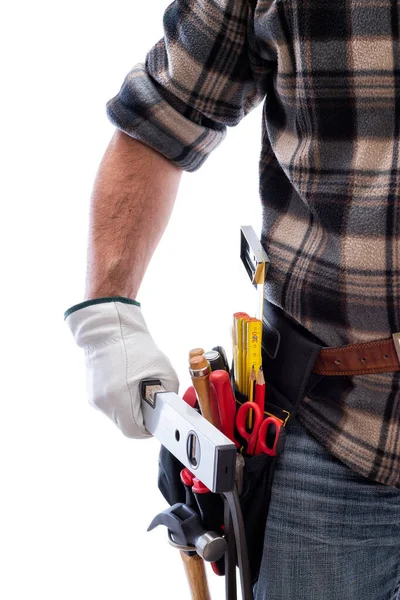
[[64, 297, 180, 439]]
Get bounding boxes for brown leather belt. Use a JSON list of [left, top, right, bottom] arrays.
[[312, 333, 400, 376]]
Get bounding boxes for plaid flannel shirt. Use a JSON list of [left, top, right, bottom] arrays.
[[107, 0, 400, 488]]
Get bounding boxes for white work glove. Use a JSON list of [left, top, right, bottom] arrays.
[[64, 297, 180, 439]]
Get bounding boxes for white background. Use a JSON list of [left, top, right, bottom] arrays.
[[1, 1, 264, 598]]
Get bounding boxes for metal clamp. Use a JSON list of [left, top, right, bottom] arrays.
[[240, 225, 270, 324], [392, 333, 400, 364]]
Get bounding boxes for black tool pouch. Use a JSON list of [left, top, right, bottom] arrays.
[[157, 299, 327, 585], [222, 383, 281, 584]]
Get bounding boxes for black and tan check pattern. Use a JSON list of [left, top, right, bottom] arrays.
[[107, 0, 400, 488]]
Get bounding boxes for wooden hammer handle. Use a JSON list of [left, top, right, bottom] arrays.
[[180, 551, 211, 600]]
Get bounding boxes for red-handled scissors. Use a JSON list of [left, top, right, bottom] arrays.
[[235, 402, 282, 456]]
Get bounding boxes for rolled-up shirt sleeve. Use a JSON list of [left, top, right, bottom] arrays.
[[106, 0, 273, 172]]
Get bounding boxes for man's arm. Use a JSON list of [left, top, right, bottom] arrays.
[[85, 129, 183, 301], [65, 0, 273, 440]]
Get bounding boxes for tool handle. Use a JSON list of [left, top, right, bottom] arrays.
[[254, 417, 282, 457], [180, 551, 212, 600], [189, 357, 215, 426], [209, 370, 238, 447], [235, 402, 264, 455], [192, 376, 214, 424]]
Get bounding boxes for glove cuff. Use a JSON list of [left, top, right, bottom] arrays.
[[64, 296, 141, 319]]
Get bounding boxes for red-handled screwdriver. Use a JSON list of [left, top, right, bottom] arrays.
[[209, 370, 239, 448]]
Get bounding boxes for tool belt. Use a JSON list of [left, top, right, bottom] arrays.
[[157, 298, 400, 586]]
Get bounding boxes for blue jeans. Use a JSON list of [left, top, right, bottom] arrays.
[[254, 416, 400, 600]]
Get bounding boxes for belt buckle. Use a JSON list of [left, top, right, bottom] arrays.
[[392, 333, 400, 364]]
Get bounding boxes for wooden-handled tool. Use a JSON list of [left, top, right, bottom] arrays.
[[189, 347, 205, 359], [180, 551, 211, 600], [176, 351, 213, 600], [189, 355, 214, 425], [188, 350, 222, 428]]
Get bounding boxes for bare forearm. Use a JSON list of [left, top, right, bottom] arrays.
[[85, 130, 183, 301]]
